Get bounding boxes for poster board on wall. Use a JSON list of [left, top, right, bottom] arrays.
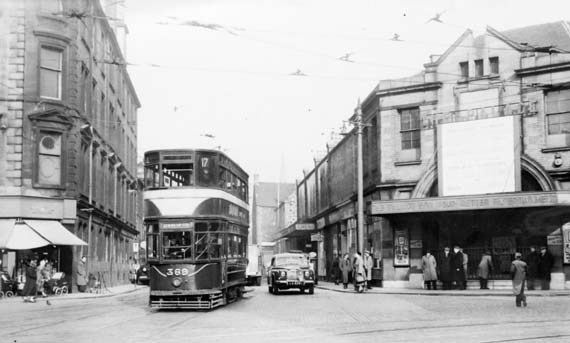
[[562, 224, 570, 264], [437, 115, 521, 196], [393, 228, 409, 267]]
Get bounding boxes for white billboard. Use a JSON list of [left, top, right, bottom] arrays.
[[437, 116, 521, 196]]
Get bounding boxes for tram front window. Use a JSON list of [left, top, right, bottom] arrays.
[[162, 231, 192, 259], [162, 163, 193, 187]]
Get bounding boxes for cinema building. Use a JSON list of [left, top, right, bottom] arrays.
[[287, 22, 570, 289]]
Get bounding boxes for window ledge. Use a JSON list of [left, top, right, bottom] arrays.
[[457, 74, 501, 84], [395, 160, 422, 166], [542, 147, 570, 153]]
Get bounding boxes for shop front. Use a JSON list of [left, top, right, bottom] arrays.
[[371, 191, 570, 289], [0, 197, 85, 292]]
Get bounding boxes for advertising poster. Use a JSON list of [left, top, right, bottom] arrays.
[[393, 229, 409, 267], [563, 224, 570, 264]]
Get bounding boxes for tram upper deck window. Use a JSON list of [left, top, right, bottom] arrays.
[[162, 231, 193, 259], [161, 163, 193, 187], [144, 164, 160, 188]]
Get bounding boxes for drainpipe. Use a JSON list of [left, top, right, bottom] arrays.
[[87, 127, 94, 260]]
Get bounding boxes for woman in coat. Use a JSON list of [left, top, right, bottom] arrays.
[[22, 259, 38, 303], [421, 251, 438, 290], [352, 252, 365, 292], [477, 251, 494, 289], [339, 254, 352, 289]]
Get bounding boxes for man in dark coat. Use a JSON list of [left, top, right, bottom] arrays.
[[439, 246, 452, 290], [538, 246, 554, 290], [524, 246, 540, 290], [451, 245, 466, 290]]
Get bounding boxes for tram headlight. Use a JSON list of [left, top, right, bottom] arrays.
[[172, 277, 182, 287]]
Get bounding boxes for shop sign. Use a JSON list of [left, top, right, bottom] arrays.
[[410, 240, 422, 249], [562, 224, 570, 264], [296, 223, 315, 231], [371, 192, 563, 215], [311, 233, 323, 242], [393, 228, 409, 267], [547, 232, 563, 245]]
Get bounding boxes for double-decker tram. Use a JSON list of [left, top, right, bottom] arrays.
[[143, 149, 249, 309]]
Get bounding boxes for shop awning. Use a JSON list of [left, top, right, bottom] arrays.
[[25, 220, 87, 246], [0, 219, 51, 250]]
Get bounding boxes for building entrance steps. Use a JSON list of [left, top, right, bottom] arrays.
[[315, 281, 570, 296]]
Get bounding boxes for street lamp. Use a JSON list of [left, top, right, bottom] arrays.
[[355, 99, 365, 255]]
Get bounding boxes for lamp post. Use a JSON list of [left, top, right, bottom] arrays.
[[355, 99, 365, 255]]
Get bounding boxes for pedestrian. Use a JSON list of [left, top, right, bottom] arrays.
[[421, 250, 438, 290], [511, 252, 527, 307], [451, 245, 465, 290], [460, 248, 468, 290], [477, 250, 493, 289], [331, 254, 341, 285], [524, 246, 539, 290], [353, 252, 365, 293], [339, 253, 352, 289], [77, 255, 88, 293], [22, 259, 38, 303], [363, 250, 374, 289], [439, 246, 452, 290], [36, 258, 48, 297], [538, 246, 554, 290]]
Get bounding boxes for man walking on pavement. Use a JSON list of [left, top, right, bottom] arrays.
[[511, 252, 527, 307], [77, 256, 88, 293]]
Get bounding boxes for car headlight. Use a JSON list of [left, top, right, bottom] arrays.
[[172, 278, 182, 287], [142, 267, 147, 272], [304, 271, 310, 278], [280, 271, 286, 277]]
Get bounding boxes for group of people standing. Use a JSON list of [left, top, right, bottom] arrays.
[[422, 245, 468, 290], [332, 250, 374, 292], [421, 245, 554, 294]]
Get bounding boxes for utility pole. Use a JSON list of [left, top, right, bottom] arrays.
[[355, 99, 365, 255]]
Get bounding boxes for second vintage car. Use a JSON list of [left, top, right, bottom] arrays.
[[267, 252, 315, 294]]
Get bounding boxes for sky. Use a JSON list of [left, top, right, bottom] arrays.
[[122, 0, 570, 183]]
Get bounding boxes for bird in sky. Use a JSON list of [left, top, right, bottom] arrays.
[[426, 11, 445, 24], [201, 133, 215, 139], [290, 69, 307, 76], [390, 33, 402, 41], [338, 53, 354, 63]]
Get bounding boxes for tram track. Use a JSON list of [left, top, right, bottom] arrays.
[[338, 318, 570, 336]]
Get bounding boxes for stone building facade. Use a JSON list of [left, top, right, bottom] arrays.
[[290, 21, 570, 289], [0, 0, 140, 290]]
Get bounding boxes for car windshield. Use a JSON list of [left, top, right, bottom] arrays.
[[274, 255, 309, 267]]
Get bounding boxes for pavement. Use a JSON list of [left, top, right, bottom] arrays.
[[315, 280, 570, 296], [1, 282, 147, 304]]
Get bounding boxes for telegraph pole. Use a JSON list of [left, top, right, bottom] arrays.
[[355, 99, 365, 255]]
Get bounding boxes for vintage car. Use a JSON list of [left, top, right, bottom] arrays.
[[136, 263, 150, 285], [267, 252, 315, 295]]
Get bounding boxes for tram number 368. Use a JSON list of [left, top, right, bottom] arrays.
[[166, 268, 190, 276]]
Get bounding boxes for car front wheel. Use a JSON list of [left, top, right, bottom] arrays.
[[272, 283, 279, 295], [308, 285, 314, 295]]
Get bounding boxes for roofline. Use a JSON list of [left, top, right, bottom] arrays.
[[424, 29, 473, 67], [92, 0, 141, 108]]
